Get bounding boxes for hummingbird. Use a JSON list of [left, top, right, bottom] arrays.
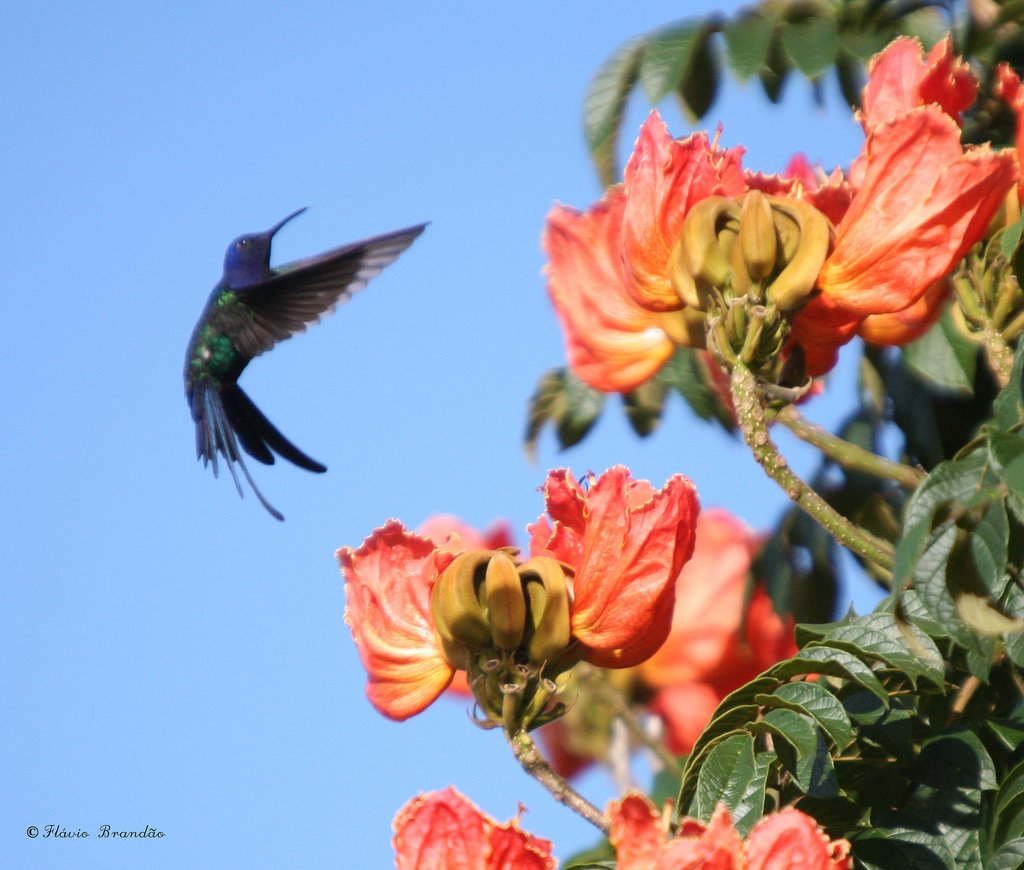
[[185, 208, 425, 520]]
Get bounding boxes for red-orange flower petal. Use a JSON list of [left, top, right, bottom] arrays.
[[608, 792, 666, 870], [529, 467, 700, 667], [638, 509, 763, 687], [340, 521, 453, 721], [621, 114, 743, 312], [861, 36, 976, 130], [995, 63, 1024, 195], [393, 788, 555, 870], [819, 105, 1016, 315], [418, 514, 516, 552], [647, 682, 722, 756], [745, 807, 852, 870], [857, 278, 949, 346], [544, 190, 676, 391]]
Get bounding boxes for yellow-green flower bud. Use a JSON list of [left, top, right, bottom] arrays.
[[484, 552, 527, 652]]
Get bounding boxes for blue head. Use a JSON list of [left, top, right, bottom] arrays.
[[221, 207, 307, 289]]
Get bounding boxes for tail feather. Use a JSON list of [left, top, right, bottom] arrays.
[[220, 385, 327, 473], [193, 381, 285, 521]]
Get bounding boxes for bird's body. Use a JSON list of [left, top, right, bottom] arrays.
[[185, 208, 425, 519]]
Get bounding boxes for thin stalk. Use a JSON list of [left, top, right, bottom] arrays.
[[508, 729, 609, 835], [731, 363, 895, 576], [773, 405, 924, 489], [576, 664, 680, 773]]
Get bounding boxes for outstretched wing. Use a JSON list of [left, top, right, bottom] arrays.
[[229, 223, 426, 359]]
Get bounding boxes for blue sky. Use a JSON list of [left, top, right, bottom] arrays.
[[3, 3, 873, 867]]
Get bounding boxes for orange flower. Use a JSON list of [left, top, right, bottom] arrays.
[[339, 521, 455, 721], [637, 509, 796, 754], [608, 794, 851, 870], [418, 514, 516, 553], [528, 466, 700, 668], [860, 36, 976, 131], [790, 39, 1017, 376], [995, 63, 1024, 197], [819, 106, 1014, 315], [393, 787, 555, 870], [544, 189, 679, 391], [621, 113, 746, 311]]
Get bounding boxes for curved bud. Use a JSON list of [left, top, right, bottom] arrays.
[[430, 551, 492, 652], [767, 200, 832, 311], [520, 556, 573, 666], [484, 552, 527, 652], [738, 191, 778, 282], [675, 197, 740, 307]]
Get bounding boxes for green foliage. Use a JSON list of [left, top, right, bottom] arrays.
[[523, 349, 733, 457], [582, 0, 953, 186]]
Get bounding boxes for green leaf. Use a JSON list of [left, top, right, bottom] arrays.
[[556, 370, 605, 450], [804, 612, 945, 688], [834, 52, 863, 110], [759, 34, 792, 103], [779, 15, 838, 79], [903, 307, 978, 394], [677, 27, 719, 121], [693, 732, 762, 824], [987, 719, 1024, 753], [970, 500, 1009, 595], [852, 826, 957, 869], [993, 340, 1024, 430], [657, 347, 735, 432], [639, 20, 703, 104], [892, 448, 994, 592], [523, 368, 606, 459], [756, 680, 853, 750], [990, 840, 1024, 870], [749, 708, 838, 797], [622, 379, 666, 438], [992, 761, 1024, 846], [989, 430, 1024, 498], [769, 645, 888, 703], [913, 730, 997, 791], [583, 37, 644, 186], [723, 8, 777, 80]]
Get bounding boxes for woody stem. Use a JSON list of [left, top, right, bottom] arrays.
[[730, 363, 895, 576], [576, 664, 680, 772], [771, 404, 924, 489], [508, 729, 610, 835]]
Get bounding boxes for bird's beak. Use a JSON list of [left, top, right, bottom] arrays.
[[268, 207, 308, 238]]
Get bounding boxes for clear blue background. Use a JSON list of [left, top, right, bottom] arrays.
[[3, 3, 873, 867]]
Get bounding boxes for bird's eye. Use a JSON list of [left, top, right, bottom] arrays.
[[237, 239, 248, 249]]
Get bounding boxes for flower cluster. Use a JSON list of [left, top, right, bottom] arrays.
[[609, 793, 851, 870], [537, 509, 796, 776], [544, 37, 1016, 392], [340, 466, 699, 733]]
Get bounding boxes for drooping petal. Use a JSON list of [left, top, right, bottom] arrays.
[[856, 278, 949, 346], [544, 190, 676, 392], [621, 115, 740, 311], [393, 788, 555, 870], [574, 468, 699, 659], [340, 521, 454, 721], [393, 787, 490, 870], [745, 807, 852, 870], [861, 36, 976, 130], [819, 106, 1016, 315], [487, 820, 557, 870], [608, 792, 666, 870], [995, 63, 1024, 195]]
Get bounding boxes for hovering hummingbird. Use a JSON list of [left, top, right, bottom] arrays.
[[185, 208, 425, 520]]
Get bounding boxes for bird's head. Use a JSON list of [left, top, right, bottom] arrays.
[[221, 207, 308, 288]]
